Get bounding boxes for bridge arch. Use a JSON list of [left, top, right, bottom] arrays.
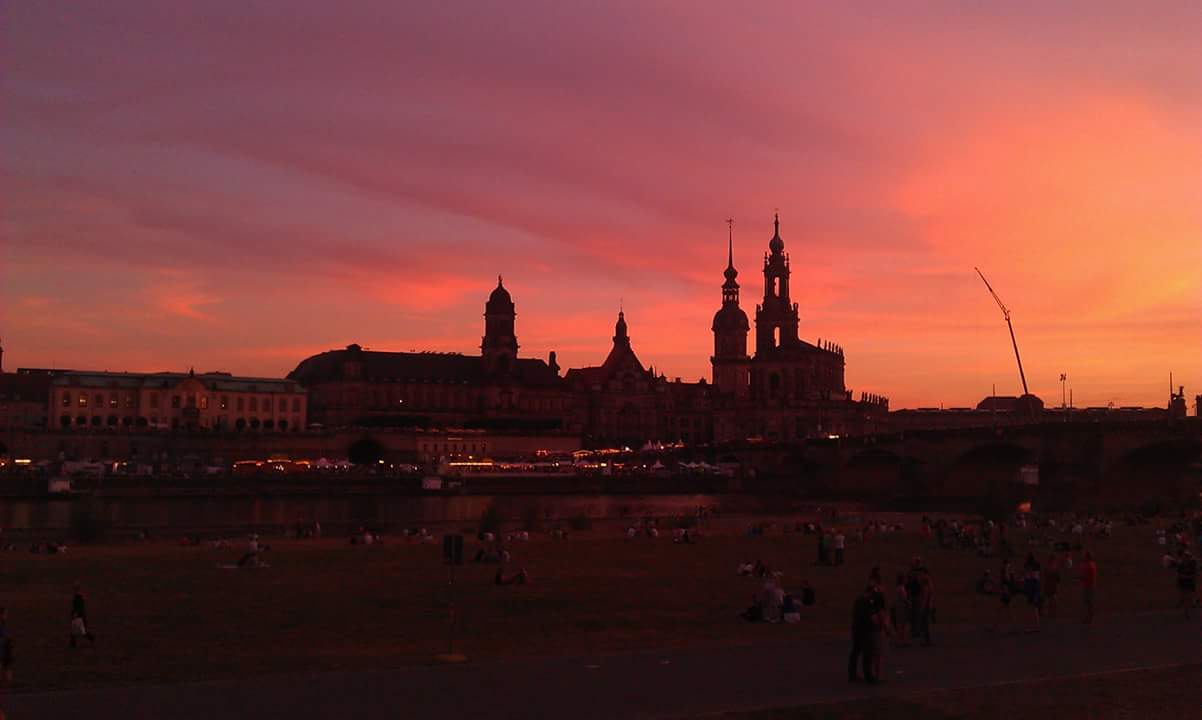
[[942, 442, 1036, 499], [1104, 439, 1202, 509]]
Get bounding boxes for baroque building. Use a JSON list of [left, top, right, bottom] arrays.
[[710, 215, 888, 442], [290, 277, 578, 434], [290, 217, 886, 450]]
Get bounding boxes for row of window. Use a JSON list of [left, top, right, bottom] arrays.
[[57, 415, 302, 431], [60, 392, 303, 413], [419, 441, 487, 455], [357, 388, 565, 413]]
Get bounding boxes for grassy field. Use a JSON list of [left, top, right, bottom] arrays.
[[718, 663, 1202, 719], [0, 513, 1188, 691]]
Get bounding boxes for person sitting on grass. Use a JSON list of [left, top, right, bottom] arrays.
[[800, 579, 816, 608], [237, 534, 263, 567], [494, 567, 528, 586]]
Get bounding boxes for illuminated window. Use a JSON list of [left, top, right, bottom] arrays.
[[79, 394, 88, 407], [220, 396, 229, 410], [62, 393, 71, 407], [109, 394, 118, 408]]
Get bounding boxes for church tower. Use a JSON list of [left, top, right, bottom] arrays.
[[482, 276, 518, 373], [711, 223, 749, 396], [754, 214, 800, 355]]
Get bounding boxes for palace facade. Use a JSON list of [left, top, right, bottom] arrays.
[[291, 215, 887, 448]]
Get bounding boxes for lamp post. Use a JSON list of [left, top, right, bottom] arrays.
[[1060, 373, 1067, 422]]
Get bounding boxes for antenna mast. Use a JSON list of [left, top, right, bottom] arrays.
[[975, 267, 1030, 397]]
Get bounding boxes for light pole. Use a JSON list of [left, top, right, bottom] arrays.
[[1060, 373, 1067, 421]]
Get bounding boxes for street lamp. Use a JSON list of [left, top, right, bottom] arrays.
[[1060, 373, 1067, 421]]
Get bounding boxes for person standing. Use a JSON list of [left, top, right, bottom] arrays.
[[848, 586, 877, 684], [1079, 551, 1097, 625], [1022, 552, 1042, 633], [69, 584, 95, 648], [1043, 554, 1061, 618], [0, 607, 12, 686], [1174, 550, 1197, 619], [834, 531, 846, 566], [892, 573, 911, 647]]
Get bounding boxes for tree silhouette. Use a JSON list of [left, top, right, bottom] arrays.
[[347, 436, 386, 466]]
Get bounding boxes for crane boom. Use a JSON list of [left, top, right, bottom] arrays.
[[975, 267, 1030, 398]]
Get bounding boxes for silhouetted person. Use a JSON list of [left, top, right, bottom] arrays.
[[69, 584, 95, 648], [848, 585, 877, 683]]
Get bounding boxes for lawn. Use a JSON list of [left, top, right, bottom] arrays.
[[0, 513, 1185, 691], [719, 663, 1202, 719]]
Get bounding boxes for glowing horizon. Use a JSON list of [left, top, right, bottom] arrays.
[[3, 2, 1199, 409]]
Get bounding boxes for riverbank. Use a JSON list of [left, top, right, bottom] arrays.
[[0, 514, 1185, 692]]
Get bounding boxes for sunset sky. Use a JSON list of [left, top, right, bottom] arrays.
[[3, 2, 1199, 409]]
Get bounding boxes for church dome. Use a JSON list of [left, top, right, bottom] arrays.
[[712, 304, 750, 333], [486, 276, 514, 312]]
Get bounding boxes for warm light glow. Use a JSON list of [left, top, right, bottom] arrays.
[[3, 4, 1198, 408]]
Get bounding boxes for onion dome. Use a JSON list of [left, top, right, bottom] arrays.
[[768, 213, 784, 254]]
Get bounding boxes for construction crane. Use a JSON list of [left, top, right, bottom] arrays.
[[975, 267, 1030, 398]]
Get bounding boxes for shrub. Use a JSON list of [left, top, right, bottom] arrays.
[[567, 512, 592, 531], [347, 436, 385, 466]]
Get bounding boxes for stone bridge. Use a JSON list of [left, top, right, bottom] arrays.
[[752, 418, 1202, 509]]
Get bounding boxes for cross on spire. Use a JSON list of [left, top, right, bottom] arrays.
[[726, 218, 734, 268]]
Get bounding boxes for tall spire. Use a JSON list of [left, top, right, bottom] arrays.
[[769, 211, 784, 254], [726, 218, 734, 269], [612, 308, 631, 350], [497, 274, 503, 287], [723, 219, 739, 288]]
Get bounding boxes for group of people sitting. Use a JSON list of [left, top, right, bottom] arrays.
[[737, 561, 816, 623], [28, 541, 68, 555], [350, 527, 384, 545], [293, 519, 322, 539], [400, 528, 436, 543]]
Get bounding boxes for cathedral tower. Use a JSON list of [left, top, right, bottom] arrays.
[[711, 222, 749, 396], [754, 214, 800, 355], [482, 276, 518, 373]]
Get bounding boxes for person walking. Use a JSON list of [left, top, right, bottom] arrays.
[[69, 584, 95, 648], [1079, 551, 1097, 625], [848, 586, 877, 684]]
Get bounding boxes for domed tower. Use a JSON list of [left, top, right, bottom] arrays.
[[754, 213, 800, 355], [712, 224, 750, 397], [482, 275, 518, 373]]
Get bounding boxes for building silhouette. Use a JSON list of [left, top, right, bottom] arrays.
[[291, 215, 887, 446]]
